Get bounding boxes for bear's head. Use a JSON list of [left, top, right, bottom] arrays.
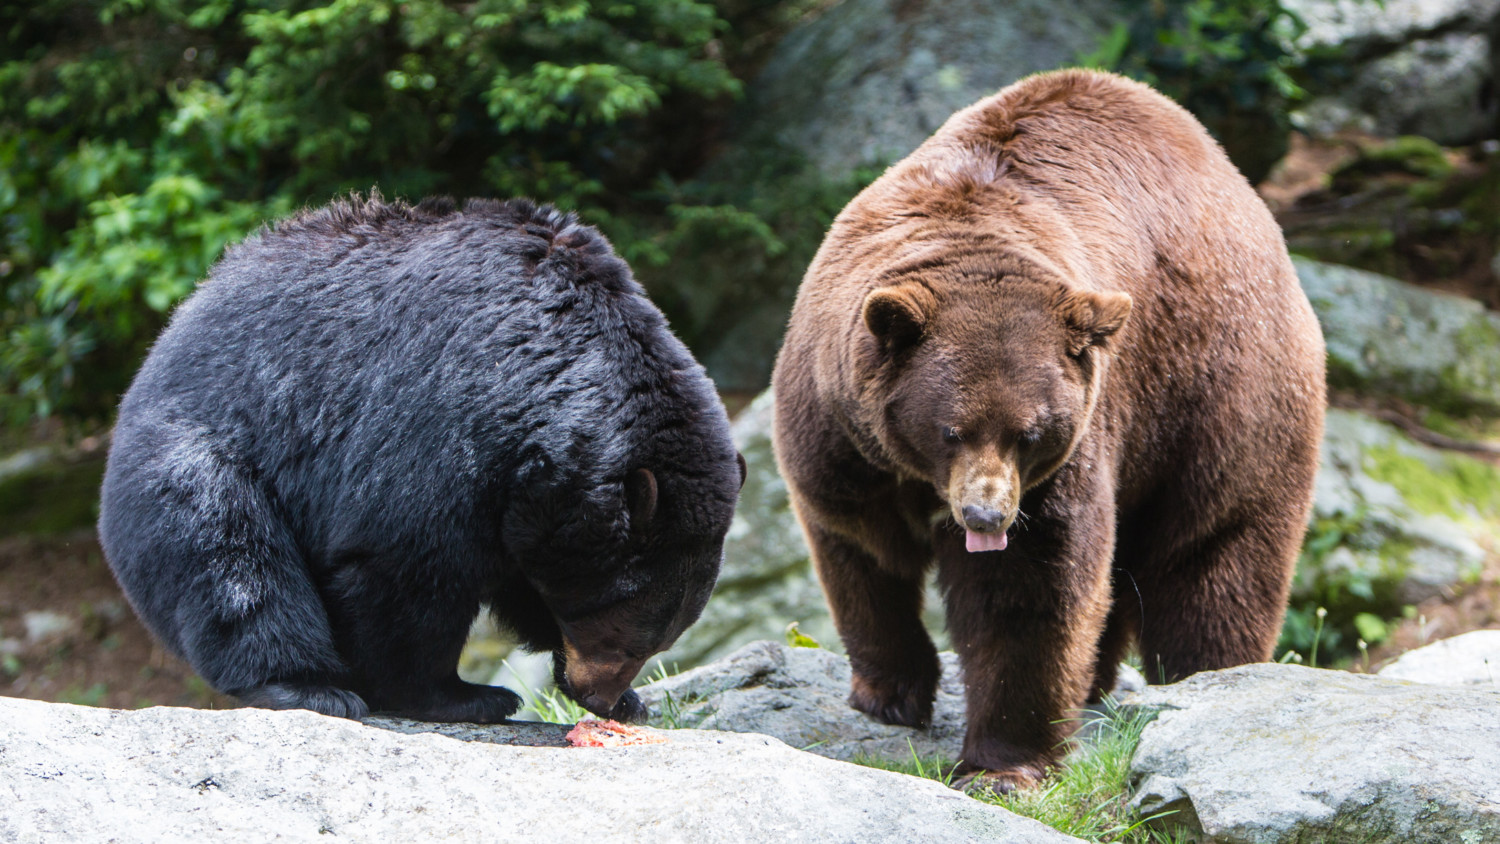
[[504, 444, 745, 721], [859, 256, 1130, 553]]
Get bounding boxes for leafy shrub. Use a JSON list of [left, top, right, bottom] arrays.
[[1083, 0, 1309, 181], [1, 0, 744, 428]]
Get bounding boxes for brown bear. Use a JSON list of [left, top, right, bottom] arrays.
[[771, 69, 1325, 790]]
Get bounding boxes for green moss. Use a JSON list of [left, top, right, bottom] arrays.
[[0, 455, 104, 537], [1361, 444, 1500, 519], [1355, 136, 1455, 181], [1418, 408, 1500, 443]]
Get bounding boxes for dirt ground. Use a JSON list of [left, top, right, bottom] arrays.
[[0, 527, 234, 711]]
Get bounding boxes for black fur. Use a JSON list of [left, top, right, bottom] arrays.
[[99, 194, 741, 722]]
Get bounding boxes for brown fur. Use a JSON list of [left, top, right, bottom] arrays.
[[771, 69, 1325, 789]]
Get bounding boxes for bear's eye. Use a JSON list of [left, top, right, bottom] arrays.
[[1018, 428, 1043, 447], [941, 426, 962, 445]]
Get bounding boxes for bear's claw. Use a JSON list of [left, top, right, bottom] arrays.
[[951, 764, 1046, 795], [849, 672, 936, 729], [236, 682, 370, 719]]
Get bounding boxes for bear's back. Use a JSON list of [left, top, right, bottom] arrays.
[[115, 195, 708, 550], [803, 68, 1319, 393]]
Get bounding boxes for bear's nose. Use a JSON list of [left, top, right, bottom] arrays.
[[962, 504, 1007, 533]]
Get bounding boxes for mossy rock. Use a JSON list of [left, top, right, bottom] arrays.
[[1297, 257, 1500, 417], [0, 448, 105, 537]]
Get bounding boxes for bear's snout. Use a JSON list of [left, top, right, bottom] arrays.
[[560, 644, 646, 719], [947, 454, 1019, 553]]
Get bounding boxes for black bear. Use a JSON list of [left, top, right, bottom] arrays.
[[99, 194, 744, 723]]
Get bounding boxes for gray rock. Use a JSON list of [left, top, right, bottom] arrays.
[[0, 446, 59, 483], [1297, 256, 1500, 415], [641, 639, 967, 763], [1286, 0, 1500, 144], [1287, 0, 1500, 54], [0, 695, 1081, 843], [639, 639, 1145, 768], [1308, 408, 1490, 607], [1128, 663, 1500, 843], [21, 610, 74, 643], [739, 0, 1114, 181], [1378, 629, 1500, 688], [1302, 32, 1498, 145]]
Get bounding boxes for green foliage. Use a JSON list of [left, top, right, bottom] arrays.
[[1, 0, 744, 427], [59, 682, 110, 706], [784, 620, 823, 649], [1279, 514, 1391, 663], [622, 149, 879, 386], [1082, 0, 1309, 180]]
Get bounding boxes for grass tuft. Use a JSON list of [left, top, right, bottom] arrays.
[[851, 739, 962, 787], [500, 658, 588, 724], [978, 701, 1188, 843], [851, 701, 1193, 843]]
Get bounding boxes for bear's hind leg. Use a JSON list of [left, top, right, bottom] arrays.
[[1133, 514, 1299, 683], [101, 426, 365, 719]]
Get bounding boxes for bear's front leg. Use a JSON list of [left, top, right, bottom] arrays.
[[935, 478, 1114, 792], [804, 521, 940, 729], [324, 559, 521, 723]]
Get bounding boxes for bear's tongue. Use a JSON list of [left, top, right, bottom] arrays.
[[965, 530, 1009, 554]]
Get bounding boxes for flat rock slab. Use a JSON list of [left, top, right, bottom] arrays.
[[642, 639, 967, 763], [1378, 630, 1500, 689], [638, 639, 1143, 767], [0, 696, 1080, 843], [1129, 663, 1500, 843]]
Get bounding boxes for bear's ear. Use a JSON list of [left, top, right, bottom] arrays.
[[625, 468, 657, 530], [736, 452, 748, 491], [1059, 289, 1132, 356], [862, 284, 937, 355]]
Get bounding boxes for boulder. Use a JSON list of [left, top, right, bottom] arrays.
[[1378, 629, 1500, 688], [1289, 0, 1500, 51], [0, 695, 1082, 843], [1307, 408, 1492, 611], [1286, 0, 1500, 144], [738, 0, 1115, 181], [1128, 663, 1500, 843], [638, 639, 1145, 767], [1297, 256, 1500, 416], [640, 639, 966, 763]]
